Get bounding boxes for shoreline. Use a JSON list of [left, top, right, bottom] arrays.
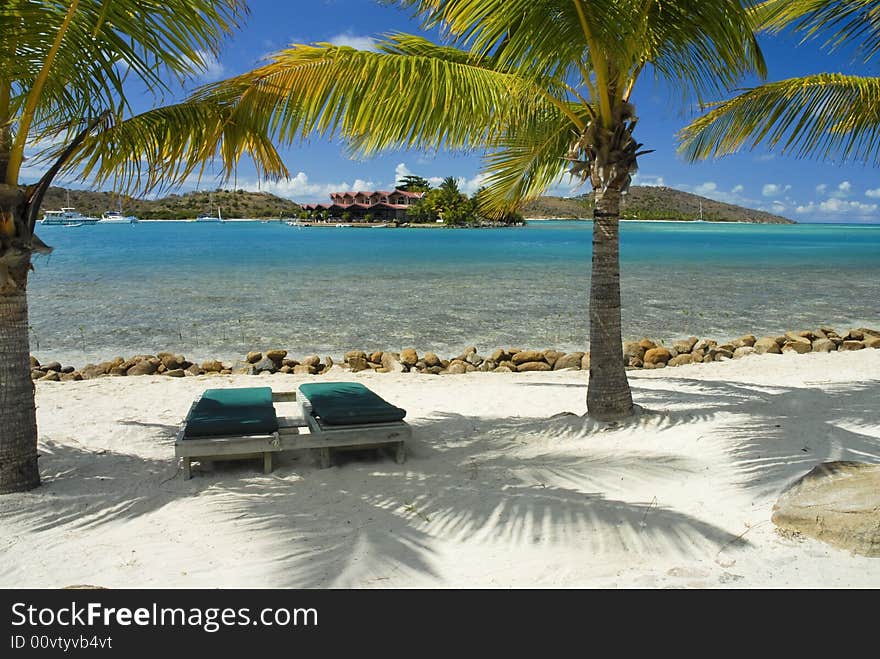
[[4, 349, 879, 588]]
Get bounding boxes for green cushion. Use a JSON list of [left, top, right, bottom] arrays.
[[299, 382, 406, 426], [183, 387, 278, 438]]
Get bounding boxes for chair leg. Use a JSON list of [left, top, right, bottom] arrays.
[[183, 457, 192, 480], [395, 442, 406, 464], [263, 452, 272, 474], [319, 447, 332, 469]]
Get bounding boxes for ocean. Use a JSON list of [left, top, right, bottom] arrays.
[[27, 220, 880, 366]]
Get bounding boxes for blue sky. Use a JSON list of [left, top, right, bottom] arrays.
[[48, 1, 880, 222]]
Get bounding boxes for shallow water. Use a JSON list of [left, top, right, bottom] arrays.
[[27, 220, 880, 365]]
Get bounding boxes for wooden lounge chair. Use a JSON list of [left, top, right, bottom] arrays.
[[175, 383, 410, 478]]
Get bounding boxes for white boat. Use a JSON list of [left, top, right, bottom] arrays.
[[335, 223, 352, 228], [40, 207, 100, 225], [372, 223, 388, 228], [195, 207, 224, 223], [99, 209, 139, 224]]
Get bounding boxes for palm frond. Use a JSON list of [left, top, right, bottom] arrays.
[[756, 0, 880, 61], [678, 73, 880, 165]]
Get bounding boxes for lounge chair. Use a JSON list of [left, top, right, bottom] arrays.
[[175, 383, 410, 478]]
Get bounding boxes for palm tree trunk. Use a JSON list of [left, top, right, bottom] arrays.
[[0, 188, 40, 493], [587, 186, 633, 420]]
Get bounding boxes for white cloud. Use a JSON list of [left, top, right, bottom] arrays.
[[694, 181, 717, 196], [815, 184, 828, 195], [246, 172, 377, 203], [632, 174, 665, 187], [795, 198, 879, 219], [731, 184, 744, 194], [866, 188, 880, 198], [328, 32, 378, 51], [193, 50, 225, 82], [831, 181, 852, 198], [762, 183, 790, 197]]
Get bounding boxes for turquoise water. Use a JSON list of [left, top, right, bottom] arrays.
[[27, 220, 880, 365]]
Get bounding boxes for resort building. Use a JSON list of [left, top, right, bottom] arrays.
[[300, 189, 426, 222]]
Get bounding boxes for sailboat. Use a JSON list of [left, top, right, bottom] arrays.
[[40, 190, 100, 225], [195, 193, 224, 222], [100, 197, 139, 223]]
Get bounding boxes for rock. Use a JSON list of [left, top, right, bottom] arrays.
[[293, 364, 316, 375], [266, 349, 287, 363], [164, 368, 186, 378], [627, 357, 644, 368], [348, 356, 369, 372], [643, 347, 672, 365], [60, 372, 82, 382], [517, 361, 552, 372], [40, 371, 60, 381], [622, 341, 644, 362], [581, 353, 590, 370], [30, 369, 44, 380], [185, 364, 202, 376], [672, 336, 699, 354], [542, 350, 564, 367], [786, 330, 813, 342], [506, 348, 523, 357], [252, 357, 277, 374], [279, 365, 292, 374], [511, 350, 545, 365], [345, 350, 367, 363], [425, 366, 443, 375], [41, 360, 62, 373], [753, 337, 782, 354], [423, 352, 441, 367], [844, 329, 864, 341], [713, 348, 734, 360], [201, 359, 224, 372], [370, 351, 384, 364], [108, 367, 128, 376], [219, 369, 232, 375], [865, 336, 880, 349], [553, 352, 584, 370], [812, 338, 836, 353], [493, 365, 513, 373], [301, 355, 321, 367], [324, 356, 334, 370], [839, 340, 865, 351], [246, 351, 262, 364], [667, 354, 694, 367], [693, 339, 717, 353], [730, 335, 756, 349], [479, 361, 495, 372], [465, 352, 484, 366], [858, 327, 880, 339], [490, 348, 508, 363], [381, 352, 404, 373], [60, 365, 75, 374], [157, 364, 166, 374], [446, 360, 468, 374], [733, 346, 756, 359], [400, 348, 418, 366], [499, 360, 518, 371], [638, 338, 656, 351], [771, 462, 880, 557], [781, 338, 811, 354], [157, 352, 185, 370], [29, 355, 40, 368], [717, 343, 736, 353], [126, 359, 159, 376], [230, 360, 256, 375], [282, 358, 300, 368]]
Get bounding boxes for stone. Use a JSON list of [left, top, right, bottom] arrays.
[[667, 354, 694, 367], [400, 348, 418, 366], [446, 360, 468, 374], [348, 356, 369, 372], [465, 352, 484, 366], [772, 462, 880, 557], [490, 348, 508, 363], [370, 351, 384, 364], [40, 371, 60, 381], [282, 358, 300, 368], [643, 347, 672, 365], [865, 336, 880, 349], [230, 360, 256, 375], [627, 357, 644, 368], [713, 348, 734, 360], [753, 337, 782, 354], [785, 330, 813, 342], [301, 355, 321, 367], [553, 352, 584, 370], [622, 341, 644, 362], [479, 361, 494, 372], [185, 364, 202, 376], [499, 360, 518, 371], [858, 327, 880, 339], [638, 338, 656, 351], [266, 349, 287, 363], [839, 340, 865, 351], [812, 338, 836, 353], [672, 336, 699, 354], [164, 369, 186, 378], [717, 343, 736, 353], [693, 339, 717, 353], [511, 350, 545, 365], [253, 357, 277, 374], [581, 353, 591, 370], [345, 350, 367, 363], [126, 359, 159, 376], [29, 355, 40, 368], [108, 367, 128, 376], [690, 348, 705, 361], [42, 361, 62, 373], [730, 335, 756, 349], [246, 351, 262, 364], [279, 365, 292, 374], [493, 365, 513, 373], [60, 365, 74, 374], [517, 361, 552, 372], [381, 352, 404, 373], [844, 329, 864, 341], [781, 339, 811, 354], [324, 356, 334, 369], [157, 364, 166, 374], [60, 372, 82, 382], [201, 359, 224, 372], [423, 352, 441, 367], [157, 352, 185, 370], [542, 350, 564, 367], [466, 364, 477, 373], [293, 364, 316, 375], [425, 366, 443, 375], [732, 346, 756, 359]]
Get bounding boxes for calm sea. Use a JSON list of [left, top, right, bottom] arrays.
[[27, 220, 880, 366]]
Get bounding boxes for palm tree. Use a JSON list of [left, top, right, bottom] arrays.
[[203, 0, 764, 420], [680, 1, 880, 167], [0, 0, 286, 493]]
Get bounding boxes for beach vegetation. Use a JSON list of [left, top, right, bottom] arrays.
[[199, 0, 765, 419], [0, 0, 287, 493]]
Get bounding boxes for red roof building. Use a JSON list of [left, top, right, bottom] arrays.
[[300, 189, 426, 222]]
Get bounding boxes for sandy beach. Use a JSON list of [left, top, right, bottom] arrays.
[[2, 349, 878, 589]]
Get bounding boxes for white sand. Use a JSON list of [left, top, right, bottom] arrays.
[[2, 350, 879, 588]]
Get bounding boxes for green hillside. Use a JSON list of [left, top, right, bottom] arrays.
[[523, 186, 795, 224]]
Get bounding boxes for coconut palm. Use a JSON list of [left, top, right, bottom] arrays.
[[0, 0, 286, 493], [202, 0, 765, 420], [679, 0, 880, 166]]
